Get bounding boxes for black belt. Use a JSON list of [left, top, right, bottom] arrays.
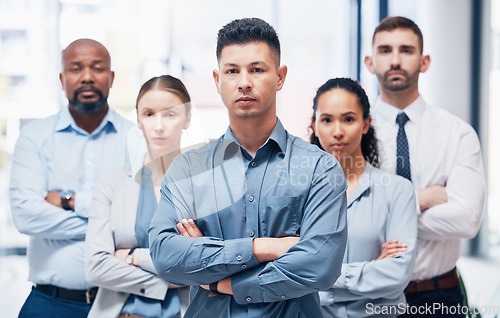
[[34, 284, 97, 304]]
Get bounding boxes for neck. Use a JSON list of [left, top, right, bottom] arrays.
[[229, 115, 277, 158], [146, 149, 181, 185], [379, 86, 419, 110], [69, 104, 109, 133], [338, 151, 366, 187]]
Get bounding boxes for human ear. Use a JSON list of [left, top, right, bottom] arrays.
[[213, 69, 220, 94], [420, 55, 431, 73], [276, 65, 288, 91], [362, 115, 372, 134], [364, 56, 375, 74], [184, 112, 192, 130], [311, 119, 317, 137]]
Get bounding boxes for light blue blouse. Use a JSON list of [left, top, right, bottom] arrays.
[[122, 167, 180, 318], [320, 164, 417, 318]]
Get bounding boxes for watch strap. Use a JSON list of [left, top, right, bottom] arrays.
[[208, 281, 219, 297]]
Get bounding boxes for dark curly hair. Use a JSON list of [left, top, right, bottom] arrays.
[[309, 77, 379, 167]]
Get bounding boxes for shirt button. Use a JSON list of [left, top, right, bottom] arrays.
[[202, 263, 207, 268], [249, 231, 255, 237], [236, 255, 242, 261], [246, 296, 252, 302], [250, 161, 256, 167], [280, 294, 286, 299], [140, 288, 146, 294], [248, 196, 254, 202], [241, 264, 247, 269]]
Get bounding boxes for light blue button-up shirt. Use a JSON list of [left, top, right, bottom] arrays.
[[10, 106, 132, 289], [319, 164, 417, 318], [149, 119, 348, 317]]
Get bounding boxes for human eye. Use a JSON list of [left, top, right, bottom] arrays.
[[226, 69, 238, 74], [321, 117, 331, 124], [252, 68, 264, 73], [344, 116, 355, 123], [378, 47, 391, 54]]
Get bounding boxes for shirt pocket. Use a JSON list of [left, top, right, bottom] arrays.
[[260, 196, 300, 237]]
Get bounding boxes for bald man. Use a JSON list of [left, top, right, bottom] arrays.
[[10, 39, 133, 317]]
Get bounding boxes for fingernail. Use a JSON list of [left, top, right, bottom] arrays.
[[188, 219, 194, 224], [182, 219, 188, 224]]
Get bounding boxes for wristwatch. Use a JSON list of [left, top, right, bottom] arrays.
[[60, 190, 75, 210], [208, 281, 219, 297], [126, 248, 137, 265]]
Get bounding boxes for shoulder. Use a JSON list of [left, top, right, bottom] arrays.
[[109, 109, 134, 133], [18, 113, 59, 139], [423, 104, 477, 136], [368, 166, 414, 196], [96, 165, 131, 193]]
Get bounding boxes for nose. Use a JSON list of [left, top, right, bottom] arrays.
[[390, 52, 401, 68], [238, 71, 253, 91], [81, 67, 95, 83], [153, 115, 166, 132], [332, 122, 344, 139]]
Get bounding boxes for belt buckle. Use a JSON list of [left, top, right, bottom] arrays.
[[85, 289, 94, 305]]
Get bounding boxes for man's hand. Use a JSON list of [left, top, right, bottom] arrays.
[[376, 239, 407, 260], [252, 237, 300, 263], [177, 219, 203, 237], [45, 191, 75, 210], [417, 185, 448, 212]]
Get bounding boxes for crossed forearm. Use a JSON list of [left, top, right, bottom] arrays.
[[177, 218, 299, 295]]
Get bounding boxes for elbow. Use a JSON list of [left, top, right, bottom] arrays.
[[85, 257, 102, 286]]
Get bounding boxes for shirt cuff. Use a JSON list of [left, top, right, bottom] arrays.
[[415, 189, 423, 216], [231, 265, 264, 304], [74, 191, 92, 218], [319, 290, 335, 306], [220, 237, 259, 268], [333, 263, 347, 288]]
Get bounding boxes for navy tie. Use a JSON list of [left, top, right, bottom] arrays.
[[396, 112, 411, 181]]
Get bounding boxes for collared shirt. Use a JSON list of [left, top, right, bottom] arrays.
[[372, 96, 486, 280], [10, 105, 132, 289], [319, 164, 417, 318], [150, 119, 348, 318]]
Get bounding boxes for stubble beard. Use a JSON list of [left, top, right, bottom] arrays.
[[379, 68, 420, 92]]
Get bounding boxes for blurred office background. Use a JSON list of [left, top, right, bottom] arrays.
[[1, 0, 499, 316]]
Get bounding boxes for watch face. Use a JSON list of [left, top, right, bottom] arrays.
[[60, 190, 74, 200]]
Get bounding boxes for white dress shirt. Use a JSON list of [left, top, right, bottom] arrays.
[[372, 95, 486, 280]]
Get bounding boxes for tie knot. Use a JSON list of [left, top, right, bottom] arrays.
[[396, 112, 409, 127]]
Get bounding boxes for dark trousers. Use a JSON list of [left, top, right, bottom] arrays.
[[18, 286, 92, 318], [400, 284, 465, 318]]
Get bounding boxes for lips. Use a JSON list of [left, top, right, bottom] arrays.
[[75, 85, 100, 98], [236, 96, 256, 106], [331, 142, 347, 151]]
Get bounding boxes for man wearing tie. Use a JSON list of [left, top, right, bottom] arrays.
[[365, 16, 486, 317]]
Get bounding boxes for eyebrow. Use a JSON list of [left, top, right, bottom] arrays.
[[223, 61, 267, 67], [319, 111, 357, 117]]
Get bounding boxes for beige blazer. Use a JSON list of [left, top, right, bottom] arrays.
[[85, 165, 170, 318]]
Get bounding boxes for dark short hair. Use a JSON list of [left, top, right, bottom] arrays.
[[373, 16, 424, 54], [216, 17, 281, 63], [136, 75, 191, 115], [309, 78, 379, 167]]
